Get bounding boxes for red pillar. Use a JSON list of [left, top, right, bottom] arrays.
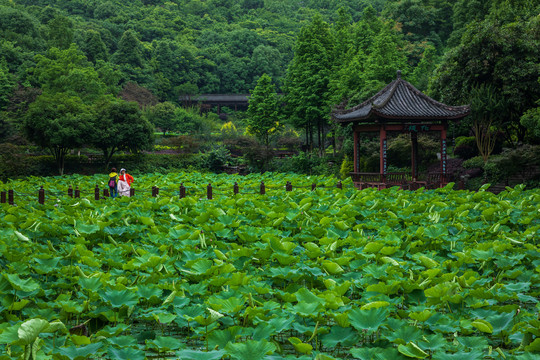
[[379, 125, 387, 182], [353, 130, 358, 173], [441, 127, 447, 186], [411, 132, 418, 180]]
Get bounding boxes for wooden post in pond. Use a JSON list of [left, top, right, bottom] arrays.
[[68, 185, 73, 198], [38, 186, 45, 205], [130, 188, 135, 197], [179, 184, 186, 199], [95, 185, 100, 200], [75, 187, 80, 198], [1, 191, 6, 204], [207, 184, 213, 200], [8, 190, 14, 205], [312, 183, 316, 191], [233, 182, 239, 195], [286, 181, 292, 192], [152, 186, 157, 197], [337, 181, 342, 189], [104, 188, 109, 197], [260, 181, 265, 195]]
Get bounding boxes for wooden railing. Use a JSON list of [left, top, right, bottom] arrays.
[[350, 171, 447, 190]]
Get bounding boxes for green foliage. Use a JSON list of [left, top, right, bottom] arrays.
[[23, 91, 91, 174], [202, 145, 234, 172], [340, 155, 354, 179], [30, 44, 111, 102], [246, 73, 280, 146], [285, 14, 334, 152], [429, 16, 540, 144], [90, 97, 155, 168], [453, 136, 479, 160]]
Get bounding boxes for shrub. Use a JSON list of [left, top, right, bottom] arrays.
[[162, 135, 201, 154], [340, 155, 354, 179], [201, 146, 233, 173], [453, 136, 478, 159]]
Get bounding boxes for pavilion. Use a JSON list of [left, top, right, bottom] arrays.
[[332, 71, 470, 190]]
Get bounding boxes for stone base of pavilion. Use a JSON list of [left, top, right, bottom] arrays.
[[350, 172, 448, 190]]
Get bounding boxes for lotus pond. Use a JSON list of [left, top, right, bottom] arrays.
[[0, 172, 539, 360]]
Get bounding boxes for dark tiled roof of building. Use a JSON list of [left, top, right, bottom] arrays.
[[333, 73, 470, 123]]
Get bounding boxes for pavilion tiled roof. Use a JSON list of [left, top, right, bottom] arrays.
[[333, 72, 470, 123]]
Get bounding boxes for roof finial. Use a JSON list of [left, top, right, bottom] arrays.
[[397, 70, 401, 79]]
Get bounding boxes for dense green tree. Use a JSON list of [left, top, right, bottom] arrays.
[[47, 15, 74, 50], [31, 44, 108, 102], [113, 30, 145, 68], [0, 59, 15, 111], [0, 6, 44, 50], [90, 97, 154, 168], [80, 30, 108, 63], [246, 74, 280, 147], [24, 92, 91, 174], [146, 101, 178, 134], [410, 45, 438, 92], [284, 14, 334, 154], [429, 16, 540, 144], [250, 45, 284, 88], [521, 78, 540, 142]]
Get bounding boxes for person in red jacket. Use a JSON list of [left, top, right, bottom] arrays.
[[119, 168, 134, 185], [118, 168, 134, 197]]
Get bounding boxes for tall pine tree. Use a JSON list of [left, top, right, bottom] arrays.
[[284, 14, 334, 155]]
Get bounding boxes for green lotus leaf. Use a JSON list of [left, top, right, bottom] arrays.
[[431, 349, 483, 360], [138, 216, 155, 226], [385, 325, 423, 345], [267, 317, 294, 333], [208, 326, 243, 349], [9, 299, 30, 311], [423, 225, 448, 239], [398, 342, 428, 359], [350, 347, 403, 360], [94, 324, 130, 338], [100, 289, 139, 308], [79, 276, 103, 292], [0, 324, 20, 344], [361, 301, 390, 310], [252, 323, 276, 341], [290, 301, 322, 316], [349, 308, 389, 332], [4, 273, 40, 292], [107, 346, 145, 360], [409, 310, 433, 322], [137, 285, 163, 300], [288, 337, 312, 355], [456, 336, 488, 350], [194, 308, 224, 326], [71, 335, 91, 345], [17, 318, 50, 345], [321, 326, 359, 348], [524, 337, 540, 352], [146, 336, 184, 352], [295, 288, 325, 304], [418, 334, 446, 352], [55, 343, 104, 360], [76, 223, 101, 234], [322, 260, 344, 275], [153, 312, 177, 324], [471, 319, 493, 334], [208, 296, 245, 314], [225, 339, 276, 360], [176, 349, 227, 360], [106, 335, 138, 347]]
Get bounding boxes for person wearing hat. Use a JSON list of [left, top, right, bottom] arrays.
[[118, 168, 134, 197]]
